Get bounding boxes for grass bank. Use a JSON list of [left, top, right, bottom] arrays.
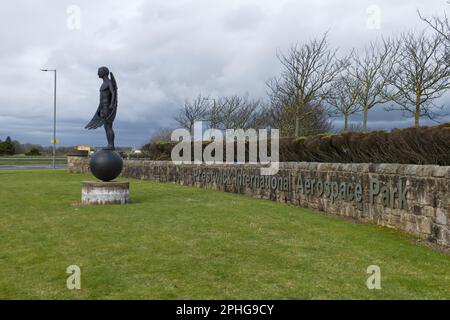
[[0, 156, 67, 166], [0, 170, 449, 299]]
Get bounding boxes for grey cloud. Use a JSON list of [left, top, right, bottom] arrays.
[[0, 0, 449, 146], [223, 4, 265, 31]]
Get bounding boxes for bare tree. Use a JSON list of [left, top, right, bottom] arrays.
[[175, 93, 266, 133], [418, 10, 450, 42], [385, 30, 450, 127], [215, 94, 263, 129], [267, 33, 346, 136], [202, 98, 223, 129], [352, 39, 398, 130], [266, 78, 297, 135], [264, 95, 332, 136], [174, 94, 209, 133], [148, 127, 176, 143], [327, 65, 362, 131]]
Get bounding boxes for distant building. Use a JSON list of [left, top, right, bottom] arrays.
[[77, 145, 93, 152]]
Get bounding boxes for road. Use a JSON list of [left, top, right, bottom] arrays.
[[0, 164, 67, 170]]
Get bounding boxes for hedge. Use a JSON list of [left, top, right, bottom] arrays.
[[140, 123, 450, 165]]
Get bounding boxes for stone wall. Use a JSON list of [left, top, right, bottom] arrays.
[[68, 156, 450, 246], [67, 155, 90, 173]]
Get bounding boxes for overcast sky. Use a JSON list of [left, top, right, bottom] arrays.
[[1, 0, 450, 147]]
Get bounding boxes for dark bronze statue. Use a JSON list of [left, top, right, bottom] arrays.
[[85, 66, 118, 150]]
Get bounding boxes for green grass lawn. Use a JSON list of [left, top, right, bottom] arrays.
[[0, 156, 67, 165], [0, 170, 449, 299]]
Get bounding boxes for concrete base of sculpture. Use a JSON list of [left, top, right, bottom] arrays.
[[82, 181, 129, 205]]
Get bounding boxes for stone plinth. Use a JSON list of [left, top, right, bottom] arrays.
[[82, 181, 129, 205]]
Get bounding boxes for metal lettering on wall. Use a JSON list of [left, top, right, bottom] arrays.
[[193, 168, 408, 210]]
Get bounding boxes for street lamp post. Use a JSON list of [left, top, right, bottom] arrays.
[[41, 69, 57, 169]]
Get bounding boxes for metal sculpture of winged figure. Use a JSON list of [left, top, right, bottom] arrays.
[[85, 66, 118, 150]]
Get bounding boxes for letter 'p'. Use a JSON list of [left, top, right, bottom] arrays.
[[370, 178, 380, 205]]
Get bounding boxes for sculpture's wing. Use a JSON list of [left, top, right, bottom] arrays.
[[111, 72, 118, 92], [84, 105, 104, 130], [105, 73, 118, 122]]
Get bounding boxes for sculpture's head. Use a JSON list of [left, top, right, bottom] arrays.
[[98, 66, 110, 78]]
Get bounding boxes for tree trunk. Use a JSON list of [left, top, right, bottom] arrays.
[[294, 116, 300, 137], [363, 107, 368, 131], [415, 104, 420, 128], [415, 93, 420, 128], [344, 113, 348, 131]]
